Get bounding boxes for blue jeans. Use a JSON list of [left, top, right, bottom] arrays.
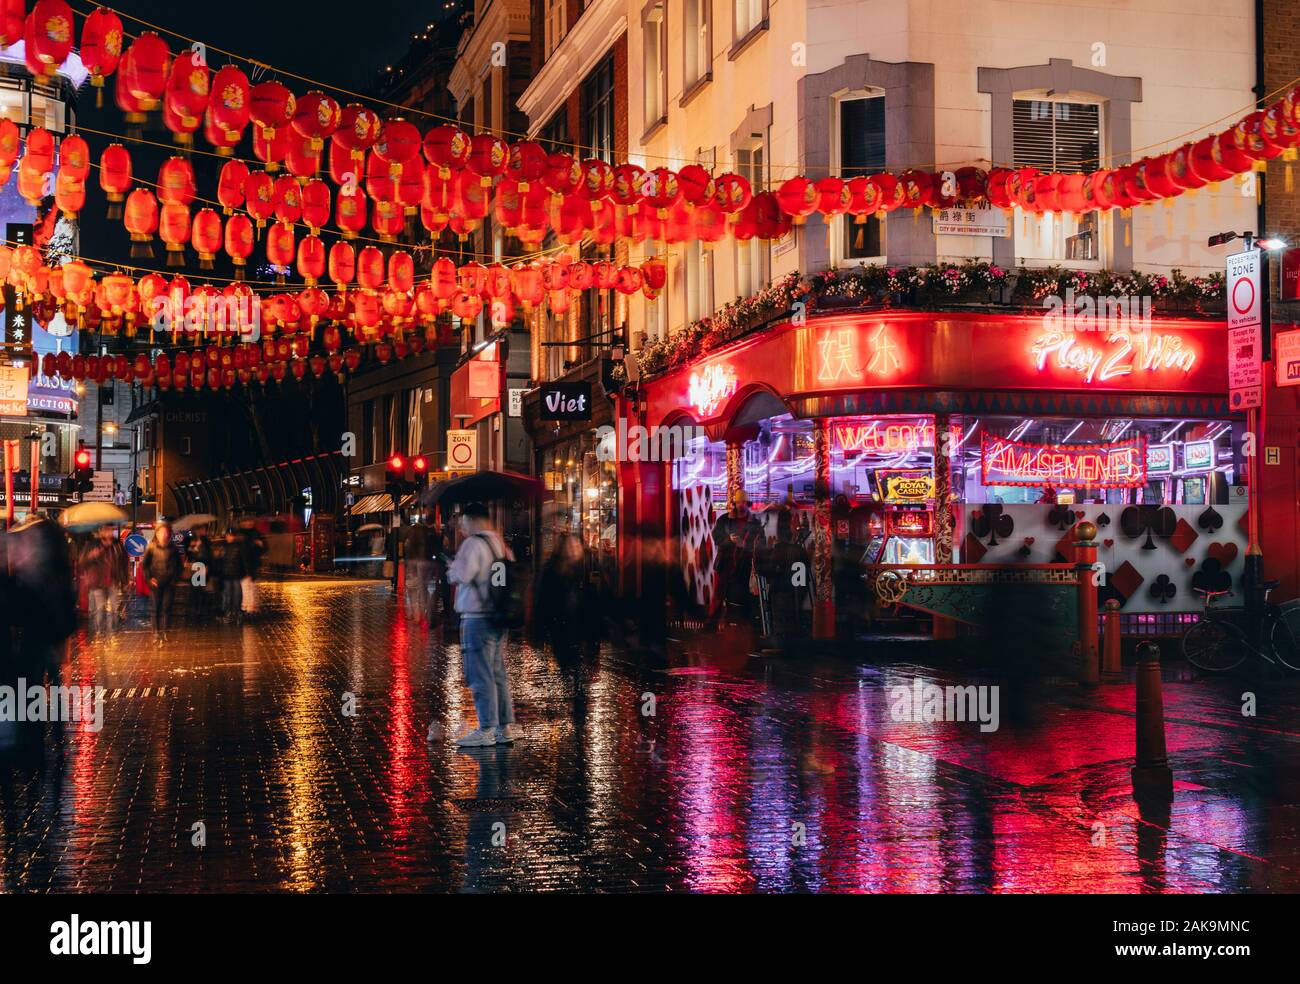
[[460, 615, 513, 730]]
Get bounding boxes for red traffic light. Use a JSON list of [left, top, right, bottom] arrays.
[[387, 453, 405, 472], [74, 448, 92, 469], [412, 456, 428, 472]]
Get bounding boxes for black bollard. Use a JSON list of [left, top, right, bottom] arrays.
[[1131, 640, 1173, 805]]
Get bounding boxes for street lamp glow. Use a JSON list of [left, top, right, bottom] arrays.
[[1257, 237, 1288, 251]]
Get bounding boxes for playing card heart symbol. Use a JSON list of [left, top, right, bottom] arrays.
[[1023, 537, 1035, 545], [1185, 557, 1196, 567], [1104, 539, 1114, 548], [1075, 510, 1085, 519], [1208, 542, 1238, 567]]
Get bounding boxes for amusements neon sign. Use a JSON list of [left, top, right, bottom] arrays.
[[981, 436, 1147, 488], [1029, 329, 1197, 384]]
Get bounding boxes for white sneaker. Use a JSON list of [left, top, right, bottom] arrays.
[[494, 724, 517, 745], [455, 727, 497, 747]]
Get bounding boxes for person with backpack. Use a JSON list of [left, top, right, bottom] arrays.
[[439, 502, 518, 748]]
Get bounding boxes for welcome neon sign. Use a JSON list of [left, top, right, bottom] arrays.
[[981, 435, 1148, 488], [835, 419, 935, 452]]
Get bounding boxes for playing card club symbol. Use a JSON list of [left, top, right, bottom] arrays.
[[971, 504, 1013, 546], [1197, 506, 1224, 533], [1192, 558, 1233, 596], [1147, 574, 1176, 604], [1095, 512, 1111, 528], [1120, 505, 1176, 550], [1017, 541, 1032, 558], [1047, 504, 1076, 531]]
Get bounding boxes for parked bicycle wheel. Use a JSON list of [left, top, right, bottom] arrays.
[[1182, 618, 1249, 672], [1269, 613, 1300, 672]]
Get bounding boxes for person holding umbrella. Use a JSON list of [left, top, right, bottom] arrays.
[[143, 521, 181, 644]]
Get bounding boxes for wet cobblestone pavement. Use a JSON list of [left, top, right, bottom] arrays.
[[4, 577, 1300, 893]]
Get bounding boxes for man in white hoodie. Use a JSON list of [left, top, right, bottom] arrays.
[[438, 502, 517, 747]]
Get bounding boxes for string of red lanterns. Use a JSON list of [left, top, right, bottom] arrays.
[[6, 1, 1300, 255]]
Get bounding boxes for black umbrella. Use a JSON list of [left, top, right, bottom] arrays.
[[420, 470, 548, 509]]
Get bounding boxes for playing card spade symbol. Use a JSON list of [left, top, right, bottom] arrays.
[[1120, 504, 1176, 550], [971, 504, 1013, 546], [1095, 512, 1111, 528], [1197, 506, 1224, 533]]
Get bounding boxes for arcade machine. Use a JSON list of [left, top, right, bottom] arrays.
[[862, 468, 936, 565]]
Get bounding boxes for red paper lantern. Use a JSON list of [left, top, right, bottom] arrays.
[[164, 49, 210, 131], [676, 164, 714, 207], [713, 172, 751, 214], [157, 155, 196, 206], [58, 133, 89, 182], [265, 222, 295, 268], [432, 257, 457, 300], [24, 0, 74, 78], [224, 213, 254, 271], [335, 189, 366, 238], [301, 178, 331, 232], [292, 90, 341, 151], [816, 176, 850, 217], [642, 167, 682, 213], [899, 170, 937, 210], [612, 163, 646, 210], [507, 140, 548, 190], [423, 124, 471, 176], [451, 291, 483, 324], [355, 245, 384, 290], [54, 170, 84, 218], [124, 188, 159, 256], [581, 158, 616, 201], [119, 32, 170, 113], [776, 176, 818, 221], [467, 133, 509, 186], [249, 81, 295, 141], [80, 8, 124, 90], [1188, 135, 1236, 183], [0, 0, 21, 48], [244, 170, 276, 227], [159, 202, 191, 265], [283, 130, 321, 181], [296, 235, 325, 285], [191, 208, 222, 268], [328, 241, 356, 289], [388, 250, 414, 293], [273, 174, 303, 225], [371, 198, 404, 240], [209, 65, 251, 143], [375, 118, 422, 175], [216, 158, 248, 213]]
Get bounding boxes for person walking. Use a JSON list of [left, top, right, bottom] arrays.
[[534, 533, 588, 693], [78, 525, 126, 633], [238, 520, 266, 619], [219, 528, 247, 623], [143, 521, 181, 644], [438, 503, 516, 748], [189, 530, 215, 621], [401, 518, 432, 623]]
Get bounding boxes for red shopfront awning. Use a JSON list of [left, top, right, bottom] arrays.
[[637, 310, 1231, 435]]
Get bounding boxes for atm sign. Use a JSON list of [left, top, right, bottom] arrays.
[[1276, 328, 1300, 388]]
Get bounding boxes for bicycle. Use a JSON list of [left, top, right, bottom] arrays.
[[1180, 582, 1300, 673]]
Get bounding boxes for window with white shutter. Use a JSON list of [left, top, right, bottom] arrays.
[[1012, 97, 1105, 265]]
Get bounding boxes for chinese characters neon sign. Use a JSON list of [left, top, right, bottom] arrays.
[[981, 436, 1147, 488], [817, 324, 902, 383], [1029, 329, 1197, 384], [688, 363, 738, 418]]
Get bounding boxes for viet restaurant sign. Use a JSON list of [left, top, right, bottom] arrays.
[[538, 381, 593, 421], [981, 436, 1147, 488]]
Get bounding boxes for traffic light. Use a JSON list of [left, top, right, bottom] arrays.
[[385, 453, 409, 497], [73, 446, 93, 494], [412, 455, 428, 486]]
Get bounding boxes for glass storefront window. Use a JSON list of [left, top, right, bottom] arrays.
[[538, 433, 618, 563]]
